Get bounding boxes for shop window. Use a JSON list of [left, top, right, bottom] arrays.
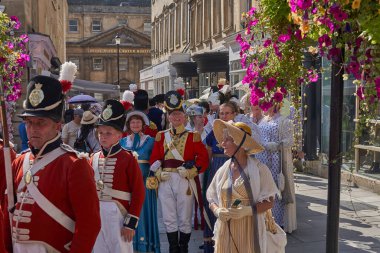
[[93, 58, 103, 70]]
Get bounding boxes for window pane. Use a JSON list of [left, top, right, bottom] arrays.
[[120, 58, 128, 71], [93, 58, 103, 70], [92, 20, 101, 32], [69, 19, 78, 32]]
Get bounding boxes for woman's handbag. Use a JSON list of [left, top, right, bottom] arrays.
[[146, 171, 159, 190], [265, 210, 287, 253]]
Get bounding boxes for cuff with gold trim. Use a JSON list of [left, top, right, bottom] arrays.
[[123, 213, 139, 230]]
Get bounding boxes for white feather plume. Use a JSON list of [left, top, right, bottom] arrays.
[[122, 90, 135, 103], [129, 83, 137, 92], [59, 62, 77, 82]]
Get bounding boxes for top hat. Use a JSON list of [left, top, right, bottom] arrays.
[[213, 119, 264, 155], [97, 99, 126, 132], [164, 90, 184, 114], [134, 90, 149, 111]]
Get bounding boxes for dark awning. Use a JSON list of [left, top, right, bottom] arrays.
[[172, 62, 198, 77], [192, 51, 229, 73], [50, 74, 120, 97]]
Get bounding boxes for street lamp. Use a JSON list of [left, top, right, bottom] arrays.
[[115, 34, 121, 86]]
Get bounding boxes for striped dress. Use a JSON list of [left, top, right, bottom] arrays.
[[215, 176, 255, 253]]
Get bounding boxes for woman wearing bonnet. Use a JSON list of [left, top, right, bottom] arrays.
[[207, 120, 286, 253], [120, 111, 160, 253]]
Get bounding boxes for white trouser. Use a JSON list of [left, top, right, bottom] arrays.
[[13, 243, 48, 253], [93, 201, 133, 253], [158, 172, 194, 233]]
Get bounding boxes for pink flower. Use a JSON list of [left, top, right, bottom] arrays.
[[318, 34, 332, 48], [296, 0, 312, 10], [240, 54, 247, 69], [375, 76, 380, 89], [236, 34, 243, 43], [20, 34, 29, 43], [308, 71, 318, 82], [280, 87, 287, 95], [252, 86, 265, 98], [263, 39, 272, 48], [273, 91, 284, 102], [6, 42, 14, 49], [294, 29, 303, 40], [273, 43, 282, 59], [240, 41, 250, 51], [247, 7, 256, 16], [278, 34, 291, 43], [266, 77, 277, 90], [260, 101, 273, 112], [250, 93, 259, 106], [356, 86, 364, 100], [327, 47, 341, 61], [347, 60, 360, 77], [10, 16, 21, 30], [329, 4, 348, 22]]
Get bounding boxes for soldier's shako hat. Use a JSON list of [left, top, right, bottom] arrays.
[[164, 90, 184, 114], [97, 99, 126, 132], [134, 90, 149, 111], [18, 75, 64, 122]]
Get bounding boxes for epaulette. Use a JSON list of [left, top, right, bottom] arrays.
[[192, 131, 201, 142], [155, 130, 168, 142], [60, 143, 89, 159], [149, 121, 157, 130]]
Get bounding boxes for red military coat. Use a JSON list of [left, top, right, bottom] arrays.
[[149, 125, 209, 173], [6, 142, 100, 253], [89, 145, 145, 222], [0, 205, 7, 253]]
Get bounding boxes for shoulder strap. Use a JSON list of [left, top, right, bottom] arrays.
[[18, 148, 66, 191], [20, 148, 75, 233], [92, 151, 101, 182]]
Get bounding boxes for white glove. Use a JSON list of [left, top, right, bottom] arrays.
[[265, 142, 280, 151], [214, 207, 231, 222], [228, 206, 253, 219], [150, 160, 162, 172], [177, 166, 189, 178], [160, 172, 170, 181], [155, 168, 170, 182]]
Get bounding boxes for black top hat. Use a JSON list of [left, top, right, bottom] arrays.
[[18, 75, 64, 122], [134, 90, 149, 111], [164, 90, 184, 114], [97, 99, 126, 132]]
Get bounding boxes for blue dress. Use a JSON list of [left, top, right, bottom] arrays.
[[204, 131, 229, 252], [256, 116, 285, 227], [120, 135, 161, 253]]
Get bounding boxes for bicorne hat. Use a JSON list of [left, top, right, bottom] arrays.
[[164, 90, 184, 114]]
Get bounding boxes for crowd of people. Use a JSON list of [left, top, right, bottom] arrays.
[[0, 63, 297, 253]]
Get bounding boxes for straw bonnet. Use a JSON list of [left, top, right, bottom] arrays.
[[213, 119, 264, 154], [81, 111, 98, 125], [126, 110, 149, 126]]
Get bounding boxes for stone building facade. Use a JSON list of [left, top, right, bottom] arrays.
[[141, 0, 254, 97], [1, 0, 68, 150], [66, 0, 151, 95]]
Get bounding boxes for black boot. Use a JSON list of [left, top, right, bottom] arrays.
[[179, 232, 191, 253], [167, 231, 180, 253]]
